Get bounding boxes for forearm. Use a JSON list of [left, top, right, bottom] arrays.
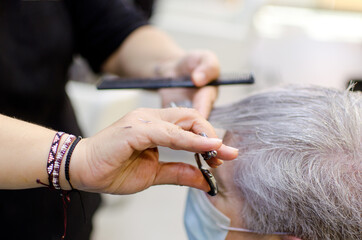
[[0, 114, 70, 190], [101, 25, 184, 77], [0, 108, 238, 194]]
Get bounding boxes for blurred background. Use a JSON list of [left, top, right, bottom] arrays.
[[65, 0, 362, 239]]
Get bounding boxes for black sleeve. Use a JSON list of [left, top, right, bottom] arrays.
[[66, 0, 148, 72]]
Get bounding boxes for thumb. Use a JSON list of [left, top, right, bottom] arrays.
[[191, 53, 220, 87], [153, 162, 210, 192]]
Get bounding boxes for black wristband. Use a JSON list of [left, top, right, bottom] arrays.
[[65, 136, 82, 190]]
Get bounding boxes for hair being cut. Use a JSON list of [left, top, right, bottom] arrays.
[[209, 85, 361, 240]]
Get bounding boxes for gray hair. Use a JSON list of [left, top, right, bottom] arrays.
[[209, 85, 361, 240]]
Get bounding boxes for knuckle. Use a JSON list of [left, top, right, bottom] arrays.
[[166, 127, 181, 148]]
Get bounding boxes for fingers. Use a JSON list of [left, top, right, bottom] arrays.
[[155, 108, 238, 164], [158, 107, 217, 137], [123, 108, 222, 153], [153, 162, 211, 192], [201, 143, 239, 168], [124, 108, 238, 163], [157, 50, 220, 118], [173, 50, 220, 87], [191, 51, 220, 87], [215, 144, 239, 160], [192, 86, 218, 118], [145, 122, 223, 153], [158, 88, 195, 108]]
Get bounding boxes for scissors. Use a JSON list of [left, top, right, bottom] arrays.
[[195, 132, 218, 196], [167, 101, 219, 196]]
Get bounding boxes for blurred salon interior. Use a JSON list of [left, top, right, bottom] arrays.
[[63, 0, 362, 239]]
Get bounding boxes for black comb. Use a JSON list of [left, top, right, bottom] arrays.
[[97, 73, 254, 90]]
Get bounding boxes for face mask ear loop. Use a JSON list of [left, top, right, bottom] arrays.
[[217, 224, 290, 235], [217, 224, 258, 233]]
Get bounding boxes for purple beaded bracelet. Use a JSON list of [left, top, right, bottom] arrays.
[[52, 134, 76, 190], [47, 131, 65, 188]]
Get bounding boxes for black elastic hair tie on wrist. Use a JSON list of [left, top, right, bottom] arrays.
[[63, 136, 87, 227], [65, 136, 82, 190]]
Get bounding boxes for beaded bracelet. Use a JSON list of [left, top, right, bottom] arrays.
[[38, 132, 82, 240], [65, 136, 82, 190], [47, 131, 65, 188], [52, 134, 76, 190]]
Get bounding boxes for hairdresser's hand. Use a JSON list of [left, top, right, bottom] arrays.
[[157, 50, 220, 118], [70, 108, 238, 195]]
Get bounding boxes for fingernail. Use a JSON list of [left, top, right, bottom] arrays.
[[207, 138, 223, 144], [210, 159, 223, 168], [193, 71, 206, 85], [226, 146, 239, 152]]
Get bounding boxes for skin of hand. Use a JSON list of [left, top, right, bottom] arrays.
[[101, 25, 220, 119], [69, 108, 238, 195], [157, 50, 220, 118]]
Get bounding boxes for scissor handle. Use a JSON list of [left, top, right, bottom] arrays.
[[194, 153, 218, 196], [200, 168, 218, 196]]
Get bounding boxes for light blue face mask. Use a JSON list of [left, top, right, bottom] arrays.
[[184, 188, 255, 240], [184, 188, 288, 240]]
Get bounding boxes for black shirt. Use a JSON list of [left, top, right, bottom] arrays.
[[0, 0, 146, 239]]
